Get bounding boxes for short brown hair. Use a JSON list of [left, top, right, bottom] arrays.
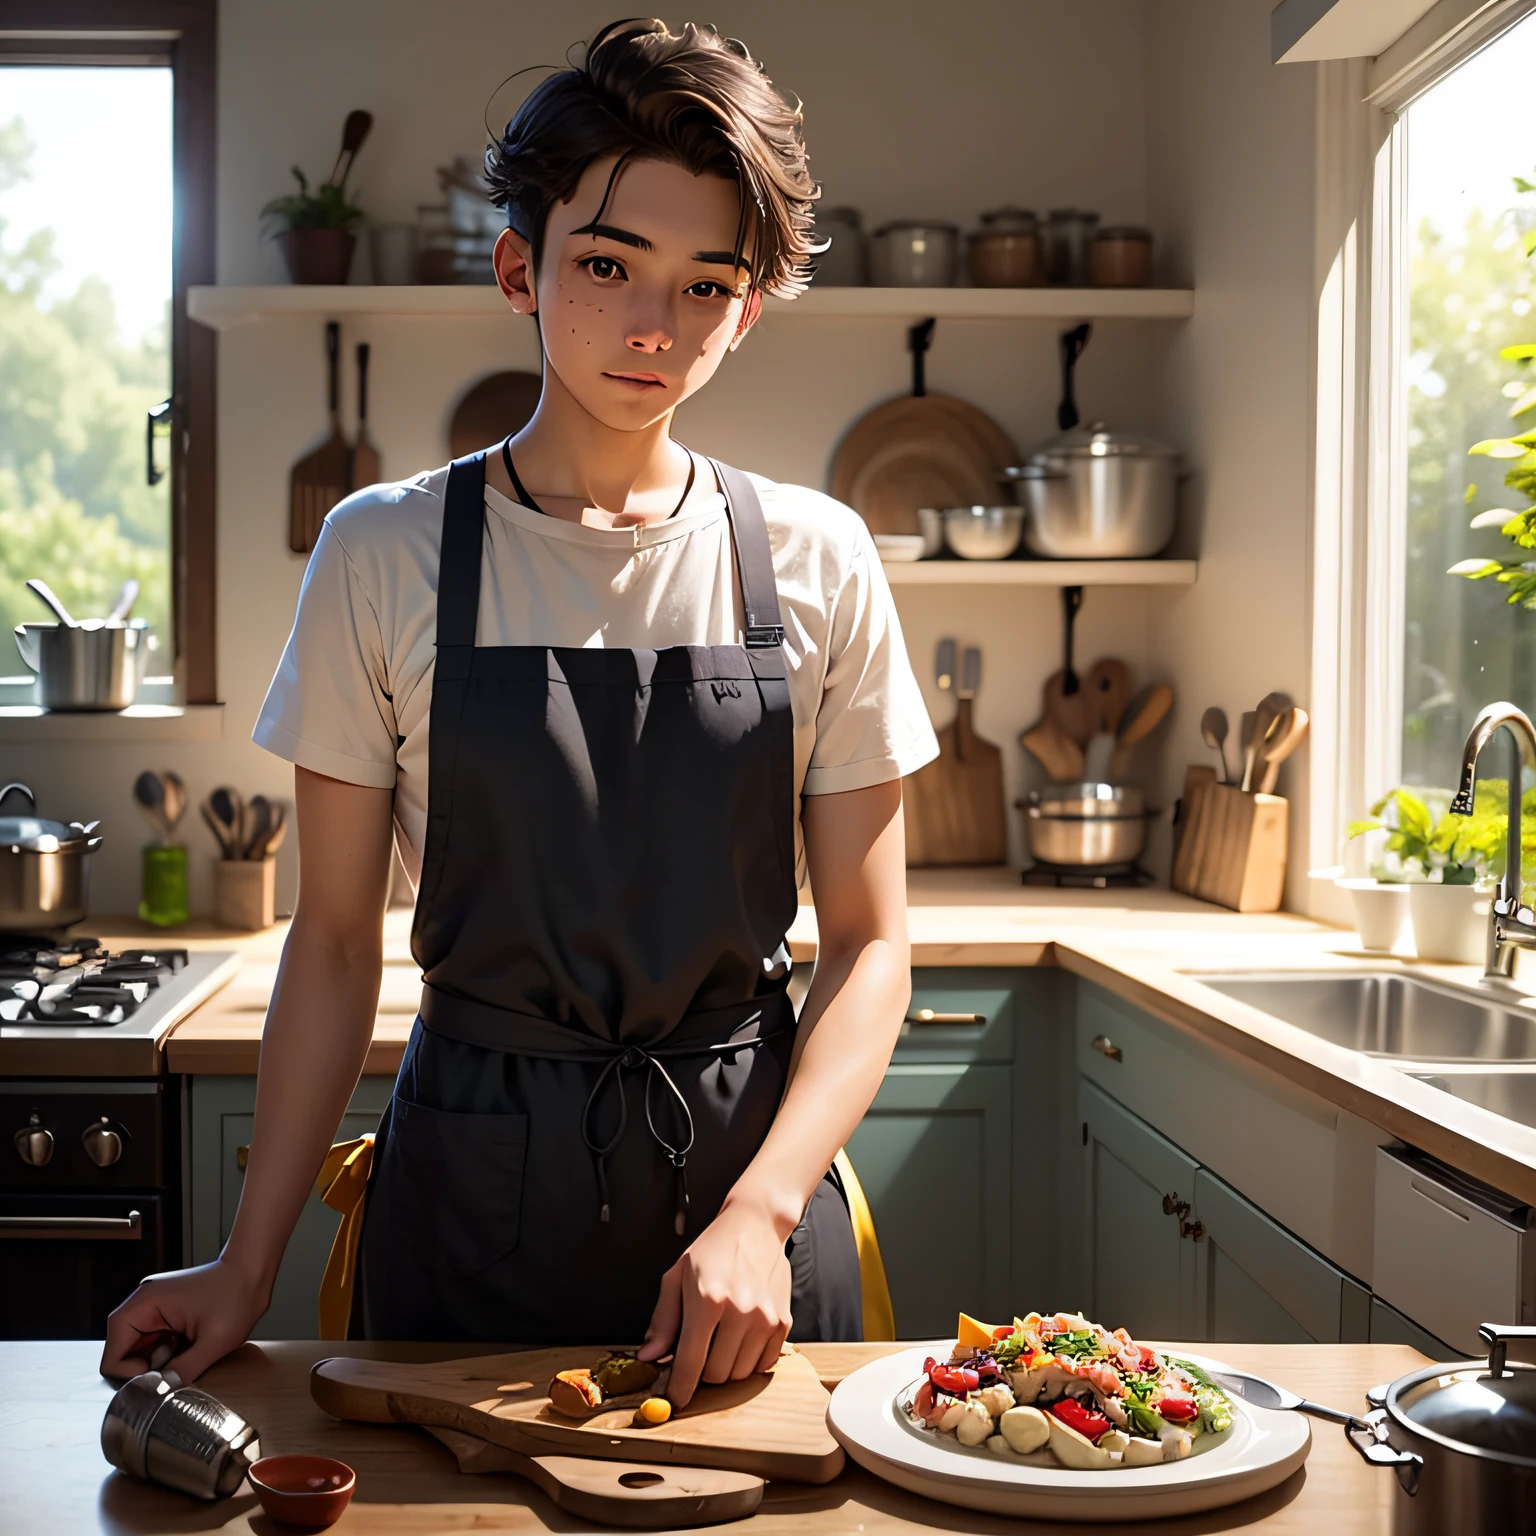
[[484, 18, 818, 298]]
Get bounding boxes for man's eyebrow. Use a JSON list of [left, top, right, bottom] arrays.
[[693, 250, 751, 270], [572, 221, 652, 251]]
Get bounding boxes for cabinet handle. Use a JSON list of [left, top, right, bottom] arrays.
[[236, 1144, 249, 1169], [1091, 1034, 1123, 1062], [1179, 1216, 1205, 1242], [905, 1009, 988, 1026], [1162, 1192, 1190, 1219], [0, 1210, 142, 1241]]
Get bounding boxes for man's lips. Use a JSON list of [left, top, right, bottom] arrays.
[[604, 371, 668, 391]]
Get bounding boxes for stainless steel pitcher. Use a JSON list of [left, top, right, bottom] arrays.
[[101, 1370, 261, 1500]]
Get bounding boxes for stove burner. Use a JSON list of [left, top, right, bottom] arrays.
[[0, 940, 190, 1027], [1020, 860, 1155, 890]]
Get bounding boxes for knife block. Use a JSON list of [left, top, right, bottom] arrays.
[[214, 857, 276, 930], [1171, 776, 1288, 912]]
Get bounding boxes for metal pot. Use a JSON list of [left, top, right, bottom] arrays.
[[812, 206, 868, 286], [1348, 1322, 1536, 1532], [1006, 422, 1179, 559], [102, 1369, 261, 1500], [870, 221, 957, 287], [0, 782, 103, 933], [1024, 782, 1149, 866], [14, 620, 152, 710]]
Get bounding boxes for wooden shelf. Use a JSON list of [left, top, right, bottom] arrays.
[[881, 559, 1197, 586], [187, 284, 1195, 330]]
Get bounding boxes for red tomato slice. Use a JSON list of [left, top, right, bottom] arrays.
[[1159, 1394, 1199, 1424], [1048, 1397, 1111, 1444]]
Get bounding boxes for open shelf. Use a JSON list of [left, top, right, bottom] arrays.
[[881, 559, 1197, 586], [187, 283, 1196, 330]]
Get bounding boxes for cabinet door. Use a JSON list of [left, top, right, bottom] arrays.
[[1369, 1297, 1461, 1361], [189, 1075, 391, 1341], [845, 1062, 1012, 1336], [1191, 1167, 1354, 1343], [1079, 1080, 1198, 1340]]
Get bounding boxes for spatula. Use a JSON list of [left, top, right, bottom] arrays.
[[290, 321, 350, 553], [1108, 683, 1174, 779], [351, 342, 381, 492]]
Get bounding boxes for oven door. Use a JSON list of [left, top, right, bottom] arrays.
[[0, 1192, 164, 1339]]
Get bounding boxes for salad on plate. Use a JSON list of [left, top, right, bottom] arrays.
[[903, 1310, 1235, 1471]]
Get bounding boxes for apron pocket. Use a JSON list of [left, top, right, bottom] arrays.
[[378, 1095, 528, 1276]]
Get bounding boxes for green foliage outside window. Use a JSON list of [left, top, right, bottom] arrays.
[[0, 117, 168, 671]]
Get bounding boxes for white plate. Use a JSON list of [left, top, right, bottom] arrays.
[[827, 1347, 1311, 1523]]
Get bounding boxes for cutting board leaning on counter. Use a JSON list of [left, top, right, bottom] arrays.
[[100, 19, 940, 1406]]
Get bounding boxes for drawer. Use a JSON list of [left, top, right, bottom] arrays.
[[1372, 1145, 1534, 1356], [895, 968, 1051, 1064], [1076, 982, 1340, 1261]]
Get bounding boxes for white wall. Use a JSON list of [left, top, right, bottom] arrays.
[[1142, 0, 1320, 900], [9, 1, 1330, 919]]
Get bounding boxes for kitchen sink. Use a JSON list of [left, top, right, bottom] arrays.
[[1403, 1070, 1536, 1131], [1190, 972, 1536, 1063]]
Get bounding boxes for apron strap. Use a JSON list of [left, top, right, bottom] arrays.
[[709, 459, 785, 651], [436, 451, 489, 665]]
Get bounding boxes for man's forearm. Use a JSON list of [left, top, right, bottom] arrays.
[[723, 931, 909, 1239], [219, 925, 384, 1297]]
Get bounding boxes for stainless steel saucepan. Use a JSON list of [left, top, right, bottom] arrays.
[[1024, 782, 1150, 867], [0, 782, 103, 933]]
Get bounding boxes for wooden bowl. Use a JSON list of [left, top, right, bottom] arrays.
[[248, 1455, 355, 1528]]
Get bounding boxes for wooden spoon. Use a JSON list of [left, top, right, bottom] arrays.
[[207, 786, 244, 860], [1109, 683, 1174, 779], [1021, 717, 1086, 782], [1257, 707, 1310, 794], [160, 771, 186, 836], [1237, 710, 1260, 793], [1246, 692, 1293, 792], [132, 771, 169, 843]]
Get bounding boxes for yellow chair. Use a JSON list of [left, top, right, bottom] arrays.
[[314, 1136, 895, 1342]]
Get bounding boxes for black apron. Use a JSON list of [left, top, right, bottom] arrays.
[[356, 449, 862, 1344]]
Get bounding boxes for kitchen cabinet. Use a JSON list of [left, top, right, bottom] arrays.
[[1081, 1080, 1370, 1345], [1080, 1078, 1199, 1339], [846, 1061, 1013, 1337], [187, 1075, 392, 1340], [1368, 1297, 1460, 1361]]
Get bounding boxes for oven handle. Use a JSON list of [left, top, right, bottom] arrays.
[[0, 1210, 142, 1240]]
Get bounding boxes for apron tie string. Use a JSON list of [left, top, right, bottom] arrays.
[[579, 1029, 773, 1235]]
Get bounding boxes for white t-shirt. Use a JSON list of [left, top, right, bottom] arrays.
[[254, 463, 938, 887]]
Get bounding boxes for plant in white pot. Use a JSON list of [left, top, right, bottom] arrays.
[[1348, 785, 1523, 961]]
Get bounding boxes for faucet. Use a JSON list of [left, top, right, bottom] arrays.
[[1451, 702, 1536, 981]]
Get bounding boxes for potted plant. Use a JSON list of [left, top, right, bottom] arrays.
[[261, 165, 364, 285], [1347, 785, 1515, 961]]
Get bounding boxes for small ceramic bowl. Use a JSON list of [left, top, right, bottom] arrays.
[[248, 1455, 356, 1529], [873, 533, 928, 562], [943, 504, 1024, 559]]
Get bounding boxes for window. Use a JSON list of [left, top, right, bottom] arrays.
[[0, 3, 216, 706], [1401, 15, 1536, 788], [0, 65, 173, 675]]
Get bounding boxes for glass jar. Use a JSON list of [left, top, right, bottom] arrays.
[[1045, 208, 1100, 285], [139, 844, 188, 927]]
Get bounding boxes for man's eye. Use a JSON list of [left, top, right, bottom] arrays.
[[580, 255, 626, 282], [687, 281, 733, 299]]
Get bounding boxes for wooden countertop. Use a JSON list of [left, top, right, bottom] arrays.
[[2, 1339, 1427, 1534]]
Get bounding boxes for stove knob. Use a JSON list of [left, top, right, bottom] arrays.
[[14, 1114, 53, 1167], [82, 1118, 123, 1167]]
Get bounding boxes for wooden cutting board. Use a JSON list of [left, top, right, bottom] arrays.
[[422, 1425, 765, 1528], [310, 1345, 844, 1485], [904, 648, 1005, 866]]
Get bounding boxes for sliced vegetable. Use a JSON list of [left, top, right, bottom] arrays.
[[1049, 1396, 1111, 1444], [1157, 1394, 1199, 1424]]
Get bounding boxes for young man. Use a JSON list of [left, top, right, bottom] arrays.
[[103, 18, 937, 1406]]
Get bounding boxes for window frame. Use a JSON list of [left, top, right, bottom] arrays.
[[0, 0, 217, 704], [1310, 13, 1536, 901]]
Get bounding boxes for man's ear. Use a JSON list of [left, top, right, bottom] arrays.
[[494, 227, 537, 315], [728, 288, 762, 351]]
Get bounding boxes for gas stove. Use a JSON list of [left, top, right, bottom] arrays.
[[0, 936, 237, 1042]]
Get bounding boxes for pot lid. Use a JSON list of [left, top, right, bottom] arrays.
[[1397, 1370, 1536, 1460], [977, 205, 1038, 233], [1031, 421, 1179, 460], [1391, 1326, 1536, 1463], [0, 783, 98, 851]]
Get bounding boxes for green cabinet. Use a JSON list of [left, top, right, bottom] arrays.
[[1080, 1079, 1199, 1339], [1369, 1296, 1460, 1360], [188, 1076, 392, 1340], [846, 1061, 1013, 1336]]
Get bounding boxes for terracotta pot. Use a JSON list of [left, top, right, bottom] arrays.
[[277, 228, 356, 285]]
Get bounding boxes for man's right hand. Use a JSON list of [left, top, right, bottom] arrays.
[[99, 1257, 270, 1384]]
